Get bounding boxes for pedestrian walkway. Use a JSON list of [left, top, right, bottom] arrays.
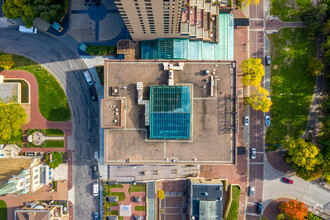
[[266, 19, 306, 32]]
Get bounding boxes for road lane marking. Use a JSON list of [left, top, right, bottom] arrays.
[[250, 162, 264, 165], [246, 212, 261, 216], [250, 29, 264, 31], [250, 18, 264, 20]]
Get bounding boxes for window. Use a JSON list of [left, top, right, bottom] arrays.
[[35, 181, 38, 185], [34, 175, 38, 180]]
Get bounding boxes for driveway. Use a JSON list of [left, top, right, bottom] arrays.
[[263, 155, 330, 214], [0, 28, 100, 219]]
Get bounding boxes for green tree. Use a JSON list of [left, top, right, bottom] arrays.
[[307, 212, 323, 220], [284, 138, 323, 180], [240, 58, 265, 87], [0, 54, 15, 70], [0, 102, 27, 141], [307, 58, 324, 76], [245, 86, 272, 112], [44, 151, 63, 169]]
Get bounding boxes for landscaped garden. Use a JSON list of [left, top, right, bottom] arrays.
[[266, 28, 316, 150], [26, 129, 64, 148], [270, 0, 312, 21], [3, 53, 71, 121], [129, 185, 146, 194], [226, 185, 241, 220], [0, 200, 7, 220]]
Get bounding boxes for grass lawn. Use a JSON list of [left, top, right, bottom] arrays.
[[270, 0, 311, 21], [95, 66, 104, 86], [135, 206, 146, 211], [109, 192, 125, 201], [266, 28, 316, 150], [44, 140, 64, 148], [0, 129, 23, 147], [0, 200, 7, 220], [227, 185, 241, 220], [45, 129, 64, 136], [5, 53, 71, 121], [118, 217, 123, 220], [129, 185, 146, 194]]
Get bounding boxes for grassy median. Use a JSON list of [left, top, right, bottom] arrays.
[[227, 185, 241, 220], [270, 0, 311, 21]]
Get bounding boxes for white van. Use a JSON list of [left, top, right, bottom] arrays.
[[93, 183, 99, 197], [83, 70, 94, 86], [19, 25, 37, 34]]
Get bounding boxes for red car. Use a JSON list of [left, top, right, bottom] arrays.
[[281, 177, 294, 184]]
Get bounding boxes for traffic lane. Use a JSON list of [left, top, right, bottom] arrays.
[[248, 164, 264, 202], [249, 0, 264, 19], [246, 203, 261, 218], [246, 214, 260, 220], [250, 152, 264, 163], [250, 20, 264, 29], [249, 31, 264, 58]]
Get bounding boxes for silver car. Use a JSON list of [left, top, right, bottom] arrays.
[[266, 56, 271, 65], [249, 186, 255, 196], [244, 116, 249, 126]]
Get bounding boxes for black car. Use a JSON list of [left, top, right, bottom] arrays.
[[89, 86, 98, 101], [256, 202, 262, 213], [93, 165, 99, 179]]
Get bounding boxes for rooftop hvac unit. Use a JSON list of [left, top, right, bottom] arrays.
[[115, 112, 119, 115], [113, 120, 118, 123]]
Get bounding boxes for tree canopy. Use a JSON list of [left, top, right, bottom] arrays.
[[240, 58, 265, 87], [0, 102, 27, 141], [280, 200, 308, 220], [2, 0, 67, 27], [245, 86, 272, 112], [307, 57, 324, 76], [284, 138, 324, 180], [0, 54, 15, 70], [44, 151, 63, 169]]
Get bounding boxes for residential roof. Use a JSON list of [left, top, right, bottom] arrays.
[[15, 210, 50, 220], [190, 182, 223, 220]]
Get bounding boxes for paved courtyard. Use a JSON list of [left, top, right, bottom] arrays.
[[69, 0, 125, 42]]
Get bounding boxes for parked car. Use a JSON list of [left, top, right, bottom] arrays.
[[256, 202, 262, 213], [89, 86, 98, 101], [204, 69, 210, 75], [94, 212, 99, 220], [249, 186, 255, 196], [92, 166, 99, 179], [281, 177, 294, 184], [266, 56, 271, 65], [83, 70, 94, 86], [244, 116, 249, 126], [265, 115, 270, 126], [250, 148, 256, 159], [93, 183, 99, 196]]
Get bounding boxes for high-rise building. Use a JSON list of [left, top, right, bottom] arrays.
[[114, 0, 230, 42]]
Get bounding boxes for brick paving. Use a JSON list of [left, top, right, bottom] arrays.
[[1, 181, 68, 220], [1, 70, 74, 219]]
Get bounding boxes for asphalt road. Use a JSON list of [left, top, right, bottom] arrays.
[[0, 27, 100, 219]]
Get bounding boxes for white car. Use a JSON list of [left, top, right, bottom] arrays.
[[244, 116, 249, 126], [249, 186, 255, 196], [250, 148, 256, 159], [265, 115, 270, 126]]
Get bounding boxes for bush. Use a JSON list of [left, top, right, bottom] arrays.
[[86, 45, 117, 55]]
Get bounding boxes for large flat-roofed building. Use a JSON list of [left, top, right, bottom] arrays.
[[149, 86, 192, 139], [101, 60, 236, 164]]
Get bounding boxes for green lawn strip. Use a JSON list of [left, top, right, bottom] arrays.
[[110, 210, 118, 215], [110, 202, 118, 206], [118, 217, 123, 220], [0, 200, 7, 220], [44, 140, 64, 148], [266, 28, 316, 150], [109, 192, 125, 201], [129, 185, 146, 194], [227, 185, 241, 220], [135, 206, 146, 211], [45, 129, 64, 136], [5, 53, 71, 121], [270, 0, 311, 22], [0, 129, 23, 147]]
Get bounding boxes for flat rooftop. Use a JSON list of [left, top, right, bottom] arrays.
[[103, 60, 235, 164], [101, 98, 123, 128]]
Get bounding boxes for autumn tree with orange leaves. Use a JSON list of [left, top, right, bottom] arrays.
[[279, 200, 308, 220]]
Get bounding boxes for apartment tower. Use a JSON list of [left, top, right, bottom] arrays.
[[114, 0, 183, 41]]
